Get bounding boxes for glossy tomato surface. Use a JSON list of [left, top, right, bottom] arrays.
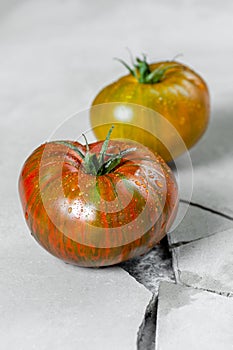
[[91, 61, 210, 161], [19, 139, 178, 267]]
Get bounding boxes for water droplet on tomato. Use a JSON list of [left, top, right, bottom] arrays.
[[156, 180, 163, 188]]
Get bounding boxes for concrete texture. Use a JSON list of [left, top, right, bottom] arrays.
[[168, 202, 233, 245], [176, 105, 233, 218], [172, 228, 233, 296], [121, 238, 175, 294], [156, 281, 233, 350], [0, 199, 152, 350]]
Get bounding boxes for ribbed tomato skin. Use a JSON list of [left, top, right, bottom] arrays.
[[19, 140, 178, 267], [91, 61, 210, 162]]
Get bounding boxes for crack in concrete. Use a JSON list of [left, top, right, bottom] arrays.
[[120, 238, 173, 350], [169, 199, 233, 247], [177, 279, 233, 299], [137, 294, 158, 350], [180, 199, 233, 221], [171, 246, 233, 298], [119, 267, 158, 350], [169, 229, 225, 248], [120, 237, 175, 294], [169, 237, 207, 248], [121, 199, 233, 349], [171, 248, 181, 284]]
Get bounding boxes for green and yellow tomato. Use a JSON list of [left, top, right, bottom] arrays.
[[91, 56, 210, 162], [19, 128, 178, 267]]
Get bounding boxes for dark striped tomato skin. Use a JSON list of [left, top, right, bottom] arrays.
[[18, 140, 178, 267], [91, 61, 210, 162]]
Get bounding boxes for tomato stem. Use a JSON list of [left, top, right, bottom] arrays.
[[54, 141, 85, 159], [114, 58, 137, 78], [115, 54, 181, 84], [82, 133, 90, 152], [99, 125, 114, 161], [55, 127, 136, 176]]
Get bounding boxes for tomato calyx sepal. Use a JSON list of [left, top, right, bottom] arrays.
[[115, 54, 181, 84], [55, 126, 136, 176]]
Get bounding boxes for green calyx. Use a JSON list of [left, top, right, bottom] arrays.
[[56, 126, 136, 176], [115, 54, 180, 84]]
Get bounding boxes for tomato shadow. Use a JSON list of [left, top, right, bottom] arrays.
[[175, 105, 233, 169]]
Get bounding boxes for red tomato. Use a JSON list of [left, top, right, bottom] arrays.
[[19, 128, 178, 267]]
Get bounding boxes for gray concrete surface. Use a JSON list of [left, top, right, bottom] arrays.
[[156, 282, 233, 350], [0, 199, 152, 350], [121, 238, 175, 294], [173, 228, 233, 296], [168, 202, 233, 245]]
